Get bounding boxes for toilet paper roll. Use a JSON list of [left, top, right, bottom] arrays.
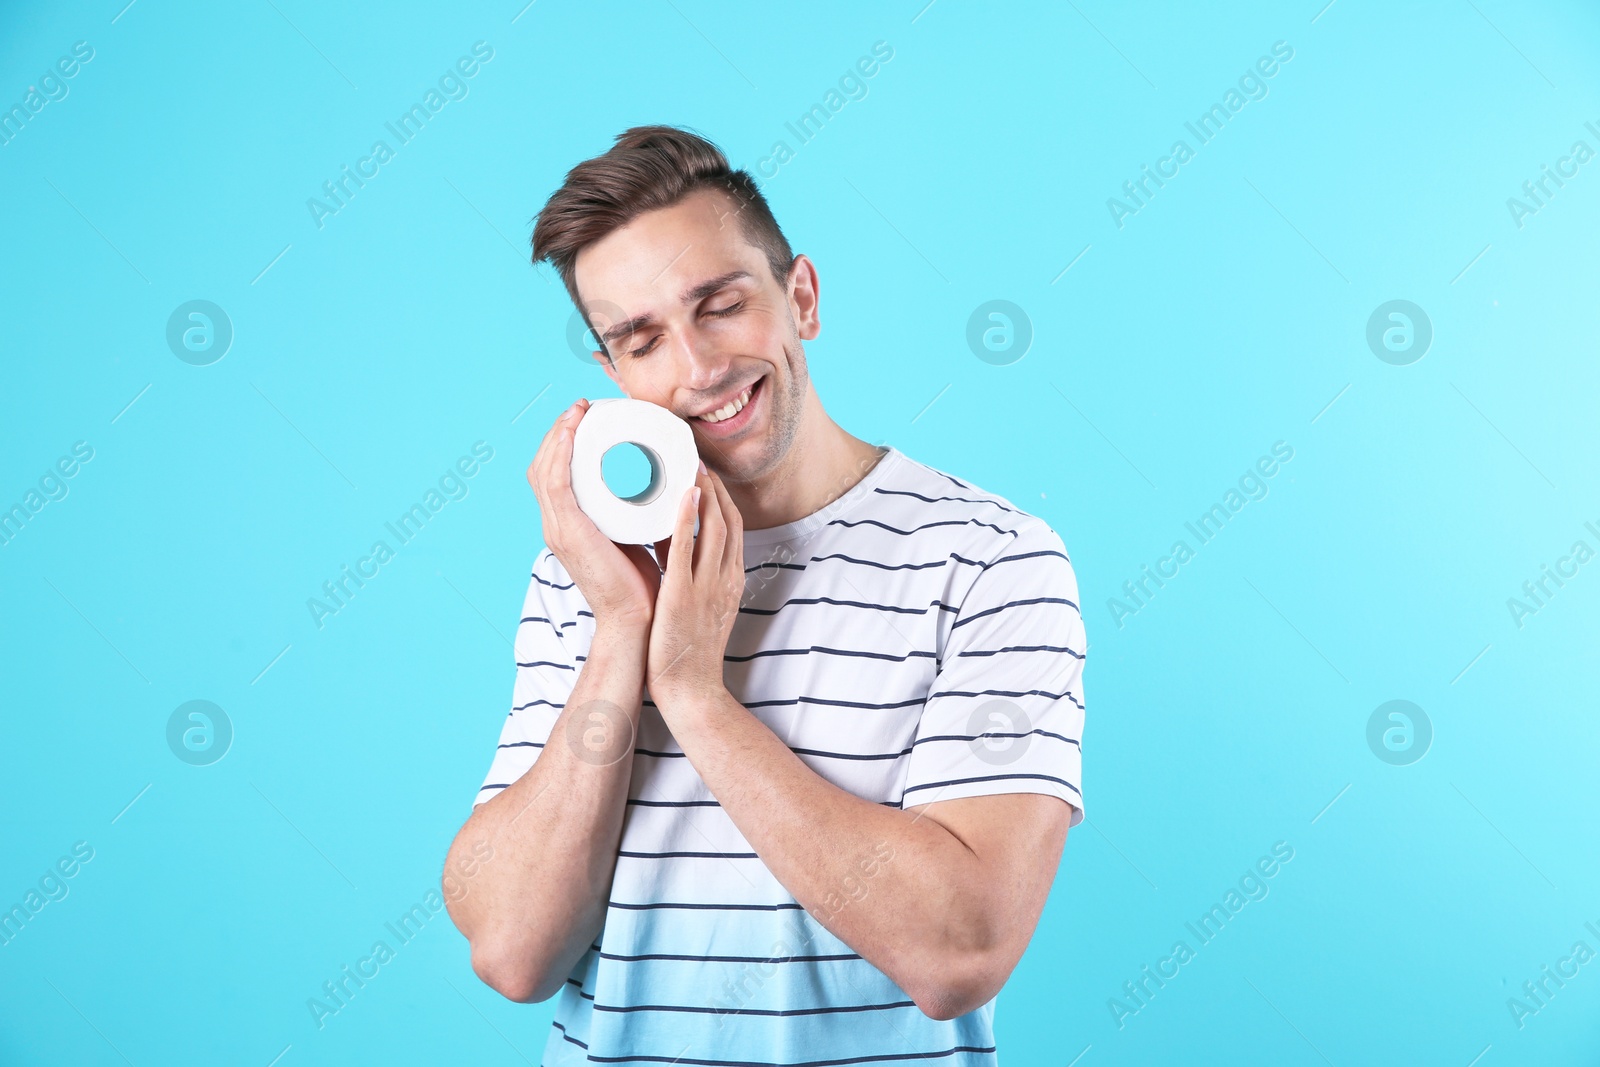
[[569, 397, 700, 545]]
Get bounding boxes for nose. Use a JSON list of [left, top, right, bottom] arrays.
[[675, 326, 731, 393]]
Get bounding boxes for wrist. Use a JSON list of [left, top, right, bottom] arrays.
[[594, 613, 651, 641], [647, 676, 727, 713]]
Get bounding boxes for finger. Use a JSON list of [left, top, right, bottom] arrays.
[[529, 414, 565, 537], [692, 467, 725, 574], [532, 400, 582, 472], [705, 468, 744, 577], [666, 482, 699, 586], [536, 401, 595, 548], [704, 466, 741, 534], [543, 401, 593, 529], [529, 399, 584, 508]]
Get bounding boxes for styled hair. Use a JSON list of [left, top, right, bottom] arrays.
[[530, 125, 794, 325]]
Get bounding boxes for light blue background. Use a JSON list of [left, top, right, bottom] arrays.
[[3, 1, 1598, 1064]]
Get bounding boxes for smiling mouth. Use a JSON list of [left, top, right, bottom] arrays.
[[693, 376, 762, 427]]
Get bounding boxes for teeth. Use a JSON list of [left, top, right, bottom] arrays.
[[697, 384, 753, 423]]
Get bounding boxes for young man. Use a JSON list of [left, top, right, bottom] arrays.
[[443, 125, 1087, 1064]]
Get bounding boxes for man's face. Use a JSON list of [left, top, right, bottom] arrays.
[[573, 187, 816, 482]]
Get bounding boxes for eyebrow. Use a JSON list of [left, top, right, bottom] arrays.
[[597, 270, 754, 345]]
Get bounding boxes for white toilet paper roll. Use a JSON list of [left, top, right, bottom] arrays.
[[569, 397, 700, 544]]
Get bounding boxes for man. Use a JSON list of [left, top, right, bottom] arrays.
[[443, 125, 1087, 1064]]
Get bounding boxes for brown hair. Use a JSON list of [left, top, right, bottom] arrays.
[[530, 125, 794, 332]]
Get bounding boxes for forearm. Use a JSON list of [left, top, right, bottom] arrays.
[[445, 622, 648, 1002], [658, 685, 1002, 1015]]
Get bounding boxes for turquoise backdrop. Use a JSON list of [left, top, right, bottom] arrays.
[[3, 0, 1598, 1063]]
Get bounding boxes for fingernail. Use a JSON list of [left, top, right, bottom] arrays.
[[698, 459, 707, 474]]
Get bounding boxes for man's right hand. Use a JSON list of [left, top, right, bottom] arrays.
[[526, 398, 673, 634]]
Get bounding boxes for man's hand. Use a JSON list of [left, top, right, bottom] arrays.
[[527, 398, 673, 633], [647, 462, 744, 700]]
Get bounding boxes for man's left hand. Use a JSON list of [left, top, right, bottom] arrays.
[[647, 462, 744, 704]]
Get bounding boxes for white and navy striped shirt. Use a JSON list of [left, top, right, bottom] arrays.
[[475, 445, 1086, 1066]]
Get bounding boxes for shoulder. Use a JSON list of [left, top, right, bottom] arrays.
[[881, 450, 1072, 568]]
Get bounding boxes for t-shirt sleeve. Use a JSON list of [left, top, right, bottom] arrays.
[[473, 550, 584, 808], [899, 516, 1086, 826]]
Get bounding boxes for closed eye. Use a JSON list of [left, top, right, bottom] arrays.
[[629, 302, 744, 358]]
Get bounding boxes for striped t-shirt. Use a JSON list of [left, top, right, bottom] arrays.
[[474, 444, 1086, 1066]]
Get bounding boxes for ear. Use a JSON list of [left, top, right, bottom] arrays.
[[786, 254, 820, 341]]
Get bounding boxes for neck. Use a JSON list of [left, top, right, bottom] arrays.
[[720, 390, 886, 533]]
